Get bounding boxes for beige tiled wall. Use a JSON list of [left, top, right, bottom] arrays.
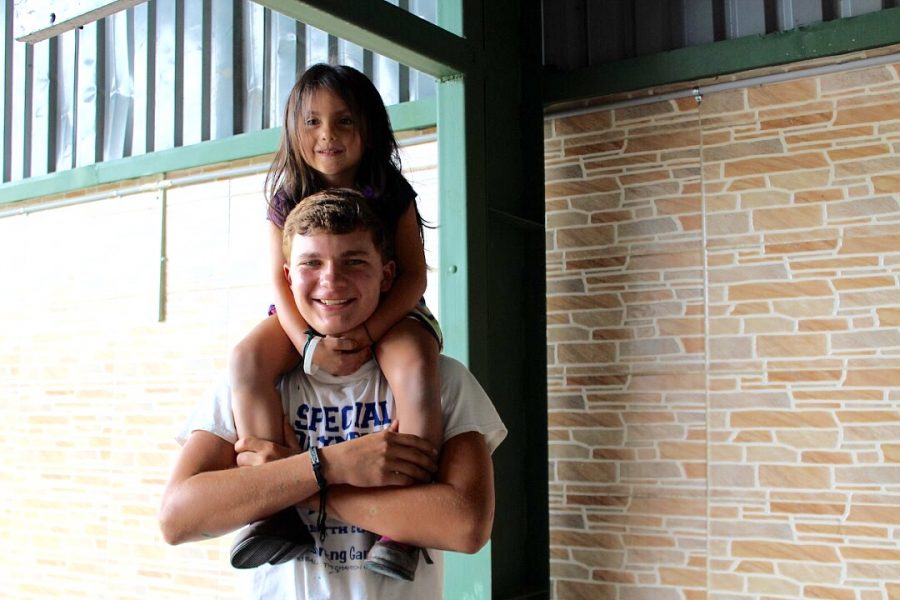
[[0, 140, 438, 598], [0, 171, 271, 599], [546, 62, 900, 599]]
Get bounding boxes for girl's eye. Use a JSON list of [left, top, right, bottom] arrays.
[[304, 118, 319, 126], [339, 117, 353, 126]]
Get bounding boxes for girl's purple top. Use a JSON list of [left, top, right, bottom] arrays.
[[267, 173, 418, 237]]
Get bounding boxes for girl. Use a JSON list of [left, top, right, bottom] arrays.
[[228, 64, 442, 582]]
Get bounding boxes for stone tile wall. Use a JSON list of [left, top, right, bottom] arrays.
[[0, 140, 438, 599], [546, 62, 900, 599]]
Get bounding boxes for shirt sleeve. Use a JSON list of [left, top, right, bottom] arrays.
[[266, 189, 289, 229], [175, 375, 239, 446], [438, 356, 508, 454]]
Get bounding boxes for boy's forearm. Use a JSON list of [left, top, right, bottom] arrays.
[[326, 482, 492, 553], [162, 427, 440, 545], [323, 432, 495, 553], [160, 434, 319, 545]]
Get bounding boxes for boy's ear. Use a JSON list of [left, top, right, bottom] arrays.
[[380, 260, 396, 293], [283, 264, 292, 285]]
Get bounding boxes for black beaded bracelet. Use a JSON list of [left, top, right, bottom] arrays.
[[302, 328, 321, 359], [309, 446, 328, 542]]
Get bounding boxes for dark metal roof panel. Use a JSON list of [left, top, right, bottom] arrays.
[[543, 0, 893, 71]]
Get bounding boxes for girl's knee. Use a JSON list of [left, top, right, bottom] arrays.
[[378, 319, 439, 357], [229, 336, 284, 388], [230, 317, 299, 386], [230, 337, 261, 371]]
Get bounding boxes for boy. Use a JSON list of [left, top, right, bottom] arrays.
[[159, 188, 506, 598]]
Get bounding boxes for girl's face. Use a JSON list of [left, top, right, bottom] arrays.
[[298, 88, 364, 188]]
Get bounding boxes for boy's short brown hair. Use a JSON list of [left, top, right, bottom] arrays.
[[282, 188, 390, 262]]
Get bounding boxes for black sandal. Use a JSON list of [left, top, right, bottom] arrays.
[[230, 507, 314, 569]]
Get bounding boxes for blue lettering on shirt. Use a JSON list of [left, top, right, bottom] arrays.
[[324, 405, 339, 430], [293, 400, 392, 451], [341, 405, 354, 429]]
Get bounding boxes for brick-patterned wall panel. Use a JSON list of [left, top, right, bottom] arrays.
[[546, 98, 708, 600], [546, 61, 900, 600], [703, 64, 900, 599]]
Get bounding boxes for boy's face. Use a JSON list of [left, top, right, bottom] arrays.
[[284, 228, 393, 336]]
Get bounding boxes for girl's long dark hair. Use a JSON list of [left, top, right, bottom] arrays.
[[266, 64, 403, 222]]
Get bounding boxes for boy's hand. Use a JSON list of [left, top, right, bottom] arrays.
[[234, 417, 300, 467], [323, 421, 438, 487]]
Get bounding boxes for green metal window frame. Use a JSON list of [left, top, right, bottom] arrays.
[[10, 4, 899, 205], [0, 98, 436, 206]]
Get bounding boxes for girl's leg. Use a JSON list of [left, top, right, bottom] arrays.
[[229, 315, 310, 570], [365, 318, 441, 581], [230, 315, 300, 445], [374, 318, 442, 450]]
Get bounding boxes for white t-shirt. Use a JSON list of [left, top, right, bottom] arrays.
[[178, 355, 507, 600]]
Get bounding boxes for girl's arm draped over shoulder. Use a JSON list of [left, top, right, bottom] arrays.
[[269, 220, 311, 351], [358, 203, 428, 342]]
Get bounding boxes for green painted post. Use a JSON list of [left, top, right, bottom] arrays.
[[436, 77, 469, 366], [436, 1, 495, 597], [437, 74, 491, 599]]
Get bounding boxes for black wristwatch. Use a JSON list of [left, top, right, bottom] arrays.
[[309, 446, 327, 489], [309, 446, 329, 542]]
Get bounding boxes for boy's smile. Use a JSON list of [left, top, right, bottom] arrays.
[[285, 228, 394, 336]]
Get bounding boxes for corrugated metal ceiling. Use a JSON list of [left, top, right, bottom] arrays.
[[542, 0, 899, 70]]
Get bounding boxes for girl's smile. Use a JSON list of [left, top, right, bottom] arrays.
[[299, 89, 364, 187]]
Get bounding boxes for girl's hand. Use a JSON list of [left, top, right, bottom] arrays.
[[322, 421, 438, 487], [312, 336, 372, 376], [335, 324, 373, 349], [234, 418, 300, 466]]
